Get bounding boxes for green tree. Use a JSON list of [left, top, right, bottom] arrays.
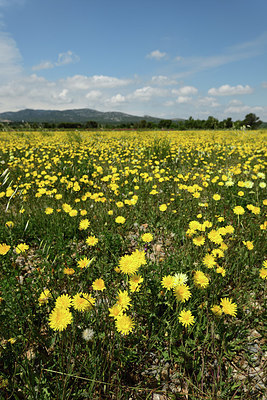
[[243, 113, 262, 129]]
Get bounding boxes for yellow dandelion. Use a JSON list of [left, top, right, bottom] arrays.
[[38, 289, 52, 305], [55, 294, 72, 309], [141, 233, 153, 243], [115, 216, 126, 224], [0, 243, 11, 255], [178, 309, 195, 327], [79, 219, 90, 230], [116, 290, 131, 310], [259, 268, 267, 280], [233, 206, 245, 215], [173, 284, 191, 302], [48, 307, 73, 331], [72, 293, 95, 312], [64, 267, 75, 275], [161, 275, 175, 290], [115, 314, 135, 335], [193, 270, 209, 288], [92, 278, 106, 291], [220, 298, 237, 317], [15, 243, 29, 254], [211, 305, 223, 316], [193, 236, 205, 246], [109, 304, 123, 318], [159, 204, 167, 212], [86, 236, 99, 246]]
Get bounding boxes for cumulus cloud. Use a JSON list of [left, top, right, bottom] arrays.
[[32, 61, 54, 71], [130, 86, 168, 101], [0, 31, 22, 81], [64, 74, 131, 90], [176, 96, 192, 104], [146, 49, 167, 60], [224, 105, 264, 114], [172, 86, 198, 96], [32, 50, 80, 71], [56, 50, 80, 66], [151, 75, 177, 86], [262, 82, 267, 88], [196, 97, 220, 107], [109, 94, 126, 104], [208, 84, 253, 96]]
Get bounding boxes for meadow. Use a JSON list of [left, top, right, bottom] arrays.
[[0, 129, 266, 400]]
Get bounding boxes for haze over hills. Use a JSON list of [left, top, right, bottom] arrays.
[[0, 108, 172, 124]]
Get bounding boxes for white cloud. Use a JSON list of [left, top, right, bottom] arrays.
[[56, 50, 80, 66], [172, 86, 198, 96], [176, 96, 191, 104], [109, 94, 126, 104], [151, 75, 177, 86], [0, 31, 22, 82], [146, 49, 167, 60], [208, 84, 253, 96], [196, 97, 220, 107], [228, 99, 243, 105], [262, 82, 267, 89], [32, 61, 54, 71], [32, 50, 79, 71], [224, 105, 264, 114], [64, 74, 131, 90], [130, 86, 168, 101], [85, 90, 102, 100]]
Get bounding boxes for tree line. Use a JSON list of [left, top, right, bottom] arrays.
[[0, 113, 263, 131]]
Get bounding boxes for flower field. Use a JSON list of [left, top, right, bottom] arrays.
[[0, 129, 266, 399]]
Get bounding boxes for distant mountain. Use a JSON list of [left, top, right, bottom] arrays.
[[0, 108, 167, 124]]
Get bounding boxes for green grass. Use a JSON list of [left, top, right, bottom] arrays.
[[0, 130, 266, 399]]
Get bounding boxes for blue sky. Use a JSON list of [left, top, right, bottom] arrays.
[[0, 0, 267, 120]]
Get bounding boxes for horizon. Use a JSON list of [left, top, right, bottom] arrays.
[[0, 0, 267, 120]]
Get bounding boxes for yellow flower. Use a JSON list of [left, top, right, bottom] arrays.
[[72, 293, 95, 311], [173, 284, 191, 302], [0, 243, 11, 255], [69, 209, 78, 217], [63, 267, 75, 275], [161, 275, 175, 290], [15, 243, 29, 254], [211, 305, 222, 316], [77, 256, 91, 269], [159, 204, 167, 212], [45, 207, 53, 215], [259, 268, 267, 280], [92, 278, 106, 291], [193, 270, 209, 288], [216, 266, 226, 276], [79, 219, 90, 230], [203, 253, 216, 268], [38, 289, 52, 305], [116, 290, 131, 310], [178, 309, 195, 327], [115, 314, 135, 335], [86, 236, 99, 246], [109, 304, 123, 318], [115, 216, 126, 224], [48, 307, 73, 331], [5, 221, 14, 228], [55, 294, 73, 309], [193, 236, 205, 246], [242, 241, 254, 250], [220, 298, 237, 317], [62, 203, 72, 213], [213, 194, 221, 201], [141, 233, 153, 243], [233, 206, 245, 215]]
